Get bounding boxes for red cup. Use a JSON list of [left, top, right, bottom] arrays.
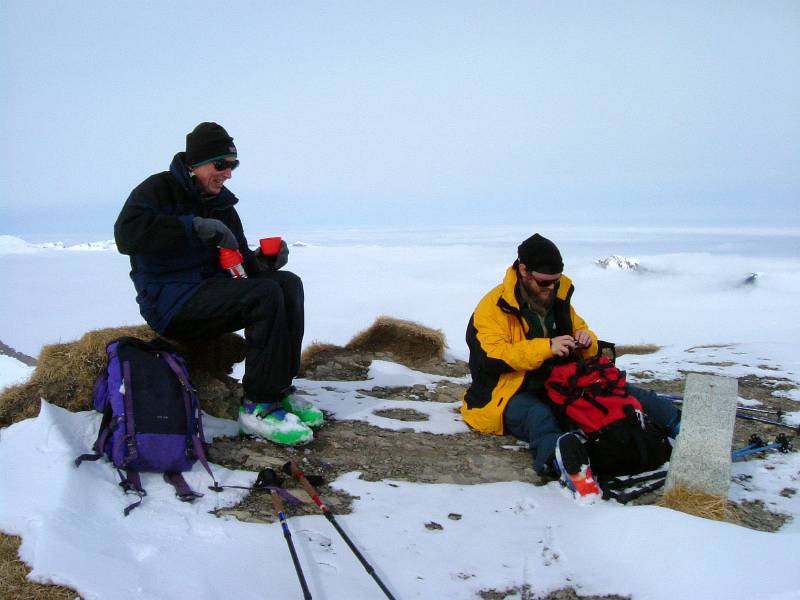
[[259, 236, 282, 256]]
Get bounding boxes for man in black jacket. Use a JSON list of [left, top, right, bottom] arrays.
[[115, 122, 321, 445]]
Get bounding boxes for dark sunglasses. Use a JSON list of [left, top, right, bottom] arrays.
[[212, 159, 239, 171], [531, 274, 560, 288]]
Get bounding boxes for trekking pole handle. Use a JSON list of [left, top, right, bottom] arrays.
[[286, 461, 328, 512]]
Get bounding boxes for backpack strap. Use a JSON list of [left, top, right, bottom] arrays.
[[75, 407, 116, 467], [552, 358, 614, 415], [622, 404, 650, 465], [164, 472, 204, 502], [160, 353, 220, 490], [118, 469, 147, 516], [74, 426, 112, 467], [121, 360, 139, 466]]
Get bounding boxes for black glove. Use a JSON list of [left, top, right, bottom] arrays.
[[255, 239, 289, 270], [192, 217, 238, 250]]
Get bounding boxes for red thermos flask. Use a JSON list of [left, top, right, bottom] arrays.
[[219, 248, 248, 278]]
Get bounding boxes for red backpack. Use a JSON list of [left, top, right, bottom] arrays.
[[544, 356, 671, 476], [545, 355, 643, 433]]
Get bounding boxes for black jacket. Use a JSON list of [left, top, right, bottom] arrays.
[[114, 153, 256, 333]]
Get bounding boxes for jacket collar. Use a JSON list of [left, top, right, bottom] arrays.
[[497, 265, 574, 314], [169, 152, 238, 210]]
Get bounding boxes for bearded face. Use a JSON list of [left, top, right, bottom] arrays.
[[518, 263, 561, 313]]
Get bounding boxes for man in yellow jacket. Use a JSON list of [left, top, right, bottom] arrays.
[[462, 233, 678, 497]]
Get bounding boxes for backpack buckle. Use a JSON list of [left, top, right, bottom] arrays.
[[119, 481, 147, 497], [121, 435, 138, 465]]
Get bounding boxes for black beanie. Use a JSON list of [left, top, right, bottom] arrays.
[[517, 233, 564, 274], [185, 122, 237, 166]]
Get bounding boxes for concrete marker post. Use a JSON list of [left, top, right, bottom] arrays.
[[662, 373, 738, 520]]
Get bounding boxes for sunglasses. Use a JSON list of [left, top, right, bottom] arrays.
[[530, 274, 560, 288], [212, 159, 239, 171]]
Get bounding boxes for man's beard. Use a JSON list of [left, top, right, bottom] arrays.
[[521, 280, 556, 314]]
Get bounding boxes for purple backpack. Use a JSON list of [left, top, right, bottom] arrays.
[[76, 337, 218, 515]]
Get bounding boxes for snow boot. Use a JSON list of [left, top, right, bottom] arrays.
[[555, 432, 601, 498], [281, 393, 324, 428], [239, 401, 314, 446]]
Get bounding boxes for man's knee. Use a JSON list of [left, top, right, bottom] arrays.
[[505, 392, 561, 436], [254, 270, 304, 301]]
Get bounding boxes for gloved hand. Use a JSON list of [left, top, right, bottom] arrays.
[[255, 240, 289, 270], [192, 217, 238, 250]]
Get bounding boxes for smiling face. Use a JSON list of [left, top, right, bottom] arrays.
[[190, 158, 236, 195]]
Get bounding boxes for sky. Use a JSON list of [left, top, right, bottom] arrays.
[[1, 1, 799, 236]]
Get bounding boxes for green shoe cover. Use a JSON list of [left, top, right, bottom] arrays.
[[281, 394, 324, 428], [239, 405, 314, 445]]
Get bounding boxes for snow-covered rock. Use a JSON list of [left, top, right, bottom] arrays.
[[741, 272, 762, 286], [595, 255, 640, 271]]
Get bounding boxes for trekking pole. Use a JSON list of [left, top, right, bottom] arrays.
[[604, 477, 667, 504], [657, 393, 684, 403], [270, 489, 313, 600], [283, 462, 397, 600], [734, 412, 800, 433], [737, 406, 784, 418], [663, 393, 779, 414], [732, 433, 793, 461], [661, 394, 799, 433]]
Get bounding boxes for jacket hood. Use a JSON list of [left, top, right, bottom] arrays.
[[169, 152, 238, 210]]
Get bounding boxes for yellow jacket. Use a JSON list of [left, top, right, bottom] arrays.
[[461, 266, 597, 435]]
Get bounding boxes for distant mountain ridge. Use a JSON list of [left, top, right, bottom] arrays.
[[0, 235, 116, 254], [0, 339, 37, 366]]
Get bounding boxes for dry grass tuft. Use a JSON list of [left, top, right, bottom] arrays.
[[346, 316, 446, 364], [0, 325, 247, 427], [616, 344, 660, 356], [300, 317, 463, 380], [659, 482, 733, 523], [0, 533, 79, 599], [0, 325, 157, 427]]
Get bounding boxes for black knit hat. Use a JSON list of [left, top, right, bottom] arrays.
[[517, 233, 563, 274], [185, 122, 237, 167]]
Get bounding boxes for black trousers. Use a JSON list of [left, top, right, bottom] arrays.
[[164, 270, 304, 402]]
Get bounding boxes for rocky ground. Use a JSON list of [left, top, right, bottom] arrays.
[[210, 372, 797, 534]]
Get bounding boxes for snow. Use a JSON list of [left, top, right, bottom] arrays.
[[0, 355, 34, 389], [2, 401, 799, 600], [618, 342, 800, 385], [2, 227, 800, 599]]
